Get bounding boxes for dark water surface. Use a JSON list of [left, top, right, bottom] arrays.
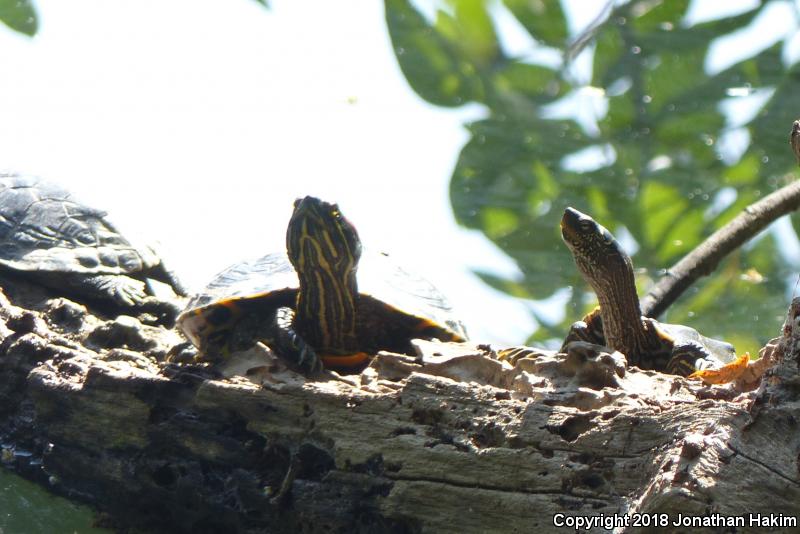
[[0, 470, 109, 534]]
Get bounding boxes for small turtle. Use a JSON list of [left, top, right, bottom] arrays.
[[560, 207, 736, 376], [0, 173, 186, 321], [178, 196, 467, 374]]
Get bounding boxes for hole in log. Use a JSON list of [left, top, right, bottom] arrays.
[[548, 414, 594, 442], [411, 408, 443, 425], [469, 422, 506, 448], [296, 443, 335, 481], [349, 453, 385, 476], [152, 463, 177, 487], [576, 470, 605, 489]]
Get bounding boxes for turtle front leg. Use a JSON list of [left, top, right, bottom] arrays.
[[186, 307, 324, 374], [266, 307, 324, 375], [267, 308, 373, 374], [561, 318, 606, 351], [60, 273, 181, 325], [665, 341, 717, 377], [63, 273, 148, 306]]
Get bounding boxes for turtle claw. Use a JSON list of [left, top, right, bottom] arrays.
[[115, 279, 149, 307], [298, 347, 324, 376], [561, 310, 605, 352], [496, 346, 549, 365], [76, 273, 148, 308], [291, 332, 324, 375], [88, 274, 180, 326]]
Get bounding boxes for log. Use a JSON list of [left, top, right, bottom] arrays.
[[1, 274, 799, 533]]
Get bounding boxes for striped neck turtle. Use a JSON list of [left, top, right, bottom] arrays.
[[0, 173, 186, 322], [560, 207, 735, 376], [178, 196, 467, 374]]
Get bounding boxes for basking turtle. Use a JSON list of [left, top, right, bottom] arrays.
[[560, 207, 736, 376], [0, 173, 186, 321], [178, 196, 467, 374]]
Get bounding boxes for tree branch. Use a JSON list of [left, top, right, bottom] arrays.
[[641, 178, 800, 318]]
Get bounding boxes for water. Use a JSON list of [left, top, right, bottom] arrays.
[[0, 470, 109, 534]]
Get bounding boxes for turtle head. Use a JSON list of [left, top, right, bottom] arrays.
[[560, 207, 630, 283], [287, 196, 362, 274], [286, 196, 363, 352], [561, 207, 643, 355]]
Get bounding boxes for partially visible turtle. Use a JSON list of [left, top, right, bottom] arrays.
[[0, 173, 186, 322], [560, 207, 736, 376], [178, 196, 467, 374]]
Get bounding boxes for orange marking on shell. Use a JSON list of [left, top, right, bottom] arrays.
[[687, 352, 750, 384]]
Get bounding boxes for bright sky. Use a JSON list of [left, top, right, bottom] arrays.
[[0, 0, 535, 345]]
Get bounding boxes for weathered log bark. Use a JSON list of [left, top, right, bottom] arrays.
[[1, 275, 799, 533]]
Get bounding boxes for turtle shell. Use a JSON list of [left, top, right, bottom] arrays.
[[0, 173, 160, 275], [652, 320, 736, 365], [178, 250, 468, 352]]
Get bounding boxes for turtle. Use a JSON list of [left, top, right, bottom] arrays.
[[560, 207, 736, 376], [0, 173, 187, 322], [178, 195, 468, 374]]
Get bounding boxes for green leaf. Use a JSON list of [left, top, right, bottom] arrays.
[[385, 0, 482, 106], [0, 0, 37, 36], [640, 181, 688, 252], [628, 0, 690, 32], [722, 155, 760, 187], [493, 61, 563, 105], [481, 206, 519, 239], [449, 0, 499, 68], [502, 0, 567, 48]]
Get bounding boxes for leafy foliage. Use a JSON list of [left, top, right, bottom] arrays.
[[385, 0, 800, 354], [0, 0, 37, 36]]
